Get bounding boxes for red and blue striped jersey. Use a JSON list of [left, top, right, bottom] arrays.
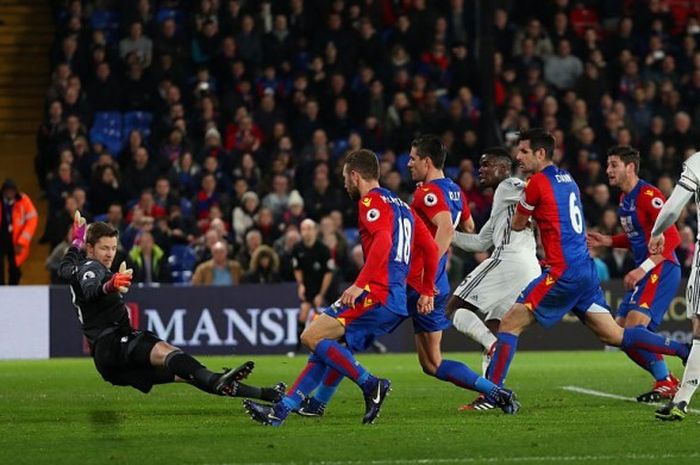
[[355, 187, 414, 315], [411, 178, 472, 293], [613, 180, 680, 266], [516, 165, 589, 274]]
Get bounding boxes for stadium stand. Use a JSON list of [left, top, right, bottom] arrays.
[[28, 0, 700, 287]]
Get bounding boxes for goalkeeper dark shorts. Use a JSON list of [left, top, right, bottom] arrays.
[[92, 328, 174, 393]]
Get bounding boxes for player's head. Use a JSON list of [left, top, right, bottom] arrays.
[[479, 147, 514, 188], [300, 218, 317, 244], [408, 134, 447, 181], [86, 222, 119, 268], [343, 149, 380, 200], [516, 128, 556, 175], [606, 145, 640, 188]]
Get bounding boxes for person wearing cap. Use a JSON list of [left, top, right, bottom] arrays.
[[1, 179, 38, 284]]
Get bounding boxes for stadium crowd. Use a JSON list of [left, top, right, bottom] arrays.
[[37, 0, 700, 289]]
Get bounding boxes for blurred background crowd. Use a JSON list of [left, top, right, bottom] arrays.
[[36, 0, 700, 293]]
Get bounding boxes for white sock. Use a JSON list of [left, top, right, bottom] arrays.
[[675, 339, 700, 406], [453, 308, 497, 350]]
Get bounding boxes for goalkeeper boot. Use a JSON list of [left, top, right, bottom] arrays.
[[637, 374, 680, 403], [243, 400, 289, 427], [214, 361, 255, 395], [655, 400, 688, 421]]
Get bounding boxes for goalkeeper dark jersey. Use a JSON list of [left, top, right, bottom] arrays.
[[58, 246, 131, 342]]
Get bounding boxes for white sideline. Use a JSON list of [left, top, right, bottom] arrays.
[[210, 452, 700, 465], [562, 385, 700, 413]]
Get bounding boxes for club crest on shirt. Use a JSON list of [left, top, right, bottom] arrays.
[[362, 197, 372, 207], [424, 192, 438, 207], [366, 208, 380, 222], [644, 189, 654, 197]]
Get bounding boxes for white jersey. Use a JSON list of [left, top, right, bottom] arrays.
[[677, 152, 700, 241], [453, 177, 537, 260]]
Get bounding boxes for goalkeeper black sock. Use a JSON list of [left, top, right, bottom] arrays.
[[165, 350, 218, 394], [295, 321, 306, 352], [231, 382, 262, 399]]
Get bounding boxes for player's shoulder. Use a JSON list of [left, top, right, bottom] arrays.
[[683, 151, 700, 173], [413, 181, 447, 207], [499, 177, 526, 193], [637, 181, 666, 208], [76, 259, 106, 281], [359, 190, 394, 224]]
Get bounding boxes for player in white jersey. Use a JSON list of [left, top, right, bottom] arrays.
[[648, 151, 700, 420], [446, 147, 541, 410]]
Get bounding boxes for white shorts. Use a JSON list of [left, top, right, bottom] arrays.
[[453, 256, 541, 321], [687, 247, 700, 319]]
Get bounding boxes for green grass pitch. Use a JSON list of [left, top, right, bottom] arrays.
[[1, 351, 699, 465]]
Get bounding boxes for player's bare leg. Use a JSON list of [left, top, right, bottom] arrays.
[[300, 313, 345, 350], [657, 317, 700, 420], [290, 301, 313, 356], [414, 331, 443, 375], [616, 312, 679, 402], [584, 311, 689, 360]]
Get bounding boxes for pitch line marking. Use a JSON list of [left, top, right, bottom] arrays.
[[209, 452, 700, 465], [561, 385, 700, 414]]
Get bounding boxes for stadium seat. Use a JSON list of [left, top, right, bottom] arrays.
[[123, 111, 153, 141], [168, 245, 197, 284], [445, 166, 460, 181], [343, 227, 360, 246], [396, 152, 411, 180], [155, 8, 185, 29], [90, 10, 121, 44], [89, 111, 123, 156], [93, 213, 108, 222]]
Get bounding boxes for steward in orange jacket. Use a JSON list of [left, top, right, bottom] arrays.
[[1, 179, 38, 284]]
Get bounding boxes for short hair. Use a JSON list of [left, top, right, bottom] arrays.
[[411, 134, 447, 169], [482, 146, 514, 171], [86, 222, 119, 246], [518, 128, 556, 159], [345, 149, 380, 181], [607, 145, 640, 174]]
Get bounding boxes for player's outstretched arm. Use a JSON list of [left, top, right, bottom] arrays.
[[650, 184, 693, 238], [452, 218, 494, 252]]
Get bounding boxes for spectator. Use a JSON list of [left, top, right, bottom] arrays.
[[124, 147, 159, 199], [232, 191, 259, 243], [1, 179, 38, 285], [192, 240, 242, 286], [242, 245, 281, 284], [236, 228, 262, 270], [545, 39, 583, 90], [128, 230, 170, 284], [119, 21, 153, 67]]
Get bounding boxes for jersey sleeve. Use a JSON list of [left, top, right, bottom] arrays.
[[639, 186, 681, 260], [58, 246, 82, 282], [412, 214, 438, 296], [413, 185, 450, 222], [354, 195, 393, 289], [76, 261, 109, 302], [516, 174, 543, 217], [679, 153, 700, 192]]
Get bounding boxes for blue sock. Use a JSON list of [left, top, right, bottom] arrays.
[[624, 347, 670, 381], [622, 327, 689, 361], [486, 332, 519, 386], [315, 339, 372, 388], [314, 367, 343, 404], [281, 354, 326, 411], [435, 359, 500, 398]]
